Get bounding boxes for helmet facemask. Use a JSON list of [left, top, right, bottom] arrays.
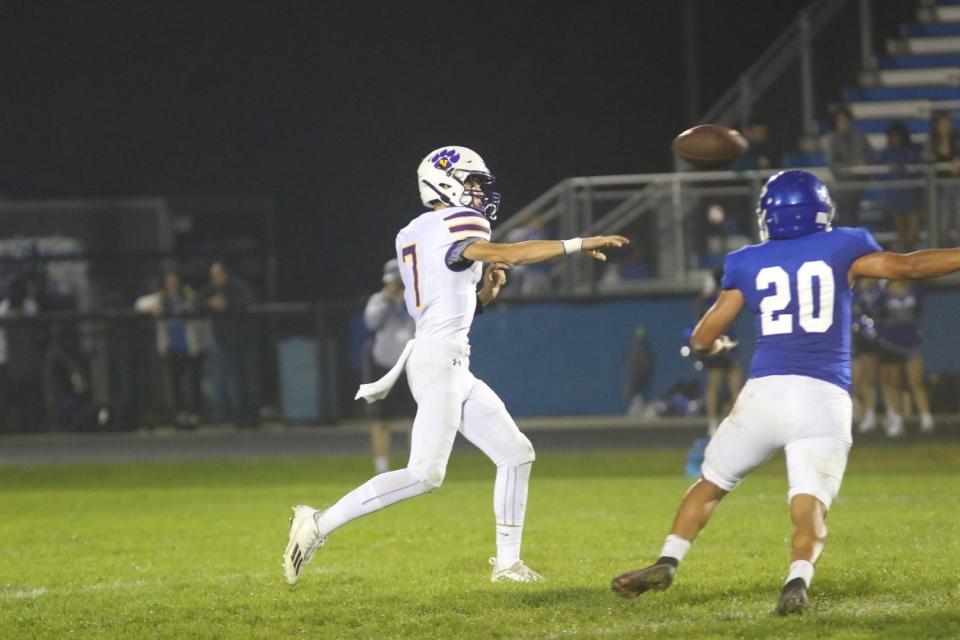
[[430, 168, 500, 221], [458, 171, 501, 221]]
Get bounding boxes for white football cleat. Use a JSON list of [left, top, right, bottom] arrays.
[[489, 558, 545, 583], [283, 505, 326, 585], [920, 413, 935, 434]]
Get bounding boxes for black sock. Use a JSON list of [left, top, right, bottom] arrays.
[[656, 556, 679, 568]]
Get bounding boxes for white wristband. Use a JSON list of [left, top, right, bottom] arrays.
[[562, 238, 583, 254]]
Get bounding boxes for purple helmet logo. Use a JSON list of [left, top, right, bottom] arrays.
[[431, 149, 461, 171]]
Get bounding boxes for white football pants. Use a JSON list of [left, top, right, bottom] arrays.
[[315, 339, 535, 537], [702, 374, 853, 509]]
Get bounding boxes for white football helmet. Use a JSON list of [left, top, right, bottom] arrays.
[[417, 145, 501, 220]]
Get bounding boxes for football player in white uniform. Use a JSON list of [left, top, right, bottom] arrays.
[[284, 145, 628, 585]]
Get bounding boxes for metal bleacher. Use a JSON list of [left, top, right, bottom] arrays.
[[853, 0, 960, 149], [495, 0, 960, 296]]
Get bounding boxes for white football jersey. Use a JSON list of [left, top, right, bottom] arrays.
[[395, 206, 491, 342]]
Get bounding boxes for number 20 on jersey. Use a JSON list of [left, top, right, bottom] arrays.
[[757, 260, 834, 336]]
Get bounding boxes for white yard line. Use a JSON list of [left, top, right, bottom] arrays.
[[0, 568, 321, 601]]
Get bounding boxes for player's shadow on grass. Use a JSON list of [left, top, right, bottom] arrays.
[[426, 586, 606, 610], [654, 581, 779, 607]]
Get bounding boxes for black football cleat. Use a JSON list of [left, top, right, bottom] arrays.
[[775, 577, 808, 616], [611, 563, 676, 599]]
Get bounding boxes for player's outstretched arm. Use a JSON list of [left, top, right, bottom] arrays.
[[851, 248, 960, 281], [690, 289, 745, 356], [462, 236, 629, 266]]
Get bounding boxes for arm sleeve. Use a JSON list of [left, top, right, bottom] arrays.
[[720, 254, 739, 290], [445, 237, 484, 271], [851, 227, 883, 259], [363, 292, 390, 331]]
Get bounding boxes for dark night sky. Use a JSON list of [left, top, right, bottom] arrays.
[[0, 0, 832, 299]]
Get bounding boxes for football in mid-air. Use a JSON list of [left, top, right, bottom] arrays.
[[672, 124, 748, 168]]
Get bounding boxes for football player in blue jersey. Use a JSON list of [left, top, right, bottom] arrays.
[[611, 170, 960, 615]]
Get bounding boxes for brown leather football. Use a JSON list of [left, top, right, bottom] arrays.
[[672, 124, 748, 169]]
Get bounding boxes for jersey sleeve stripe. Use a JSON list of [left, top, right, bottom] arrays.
[[449, 231, 491, 242], [448, 223, 490, 234], [444, 211, 488, 222]]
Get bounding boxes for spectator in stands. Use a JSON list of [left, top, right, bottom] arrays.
[[875, 279, 933, 436], [822, 106, 874, 224], [198, 261, 260, 428], [363, 259, 416, 474], [0, 277, 44, 432], [135, 272, 208, 428], [923, 110, 960, 245], [878, 120, 922, 250], [692, 203, 750, 265], [732, 116, 778, 170]]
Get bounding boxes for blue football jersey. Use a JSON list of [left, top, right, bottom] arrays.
[[721, 227, 882, 390]]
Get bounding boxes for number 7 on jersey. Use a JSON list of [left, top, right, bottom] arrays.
[[401, 243, 422, 308]]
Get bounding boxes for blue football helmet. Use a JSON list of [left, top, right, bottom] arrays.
[[757, 170, 835, 240]]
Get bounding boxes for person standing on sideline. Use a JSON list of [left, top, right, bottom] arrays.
[[851, 278, 883, 434], [363, 258, 416, 473], [198, 261, 259, 428], [135, 271, 207, 428], [875, 279, 933, 435]]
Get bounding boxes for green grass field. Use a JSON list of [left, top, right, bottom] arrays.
[[2, 443, 959, 639]]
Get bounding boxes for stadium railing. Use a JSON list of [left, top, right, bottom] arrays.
[[0, 303, 344, 435], [495, 163, 960, 298]]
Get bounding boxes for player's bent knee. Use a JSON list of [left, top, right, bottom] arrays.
[[700, 463, 738, 493], [409, 463, 446, 492], [500, 436, 535, 467], [788, 488, 833, 513], [517, 438, 536, 465]]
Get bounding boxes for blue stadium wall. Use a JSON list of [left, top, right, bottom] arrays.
[[467, 291, 960, 417]]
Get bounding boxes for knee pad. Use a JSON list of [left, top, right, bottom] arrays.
[[409, 462, 446, 492]]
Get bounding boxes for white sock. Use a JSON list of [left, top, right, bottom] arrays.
[[659, 534, 691, 564], [494, 462, 532, 568], [314, 468, 429, 537], [374, 456, 389, 474], [495, 524, 523, 568], [786, 560, 815, 587]]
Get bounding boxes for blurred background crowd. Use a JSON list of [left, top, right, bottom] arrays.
[[0, 0, 958, 438]]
